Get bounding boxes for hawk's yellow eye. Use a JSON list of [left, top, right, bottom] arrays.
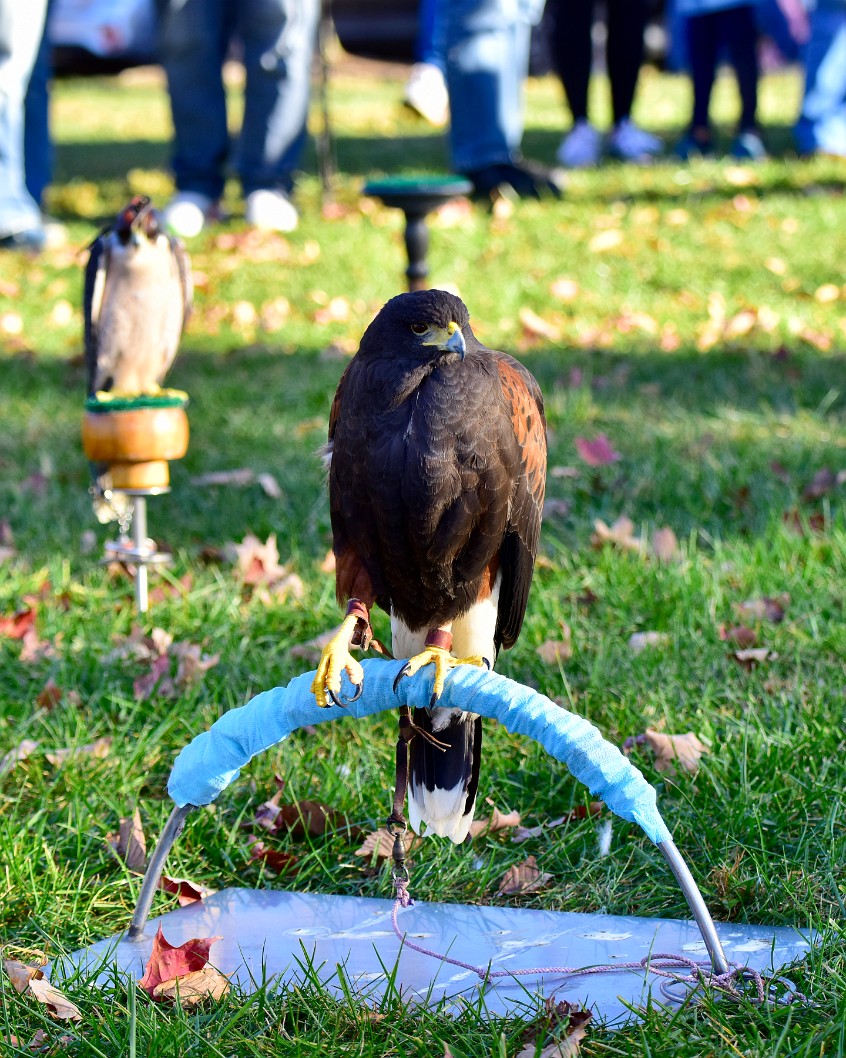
[[410, 323, 428, 335]]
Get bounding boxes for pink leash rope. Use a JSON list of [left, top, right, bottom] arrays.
[[390, 882, 807, 1007]]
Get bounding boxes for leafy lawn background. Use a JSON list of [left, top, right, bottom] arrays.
[[0, 54, 844, 1056]]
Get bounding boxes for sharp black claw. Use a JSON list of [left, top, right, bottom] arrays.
[[344, 680, 364, 703], [428, 692, 441, 709], [328, 688, 346, 709], [393, 664, 412, 693], [482, 657, 492, 670]]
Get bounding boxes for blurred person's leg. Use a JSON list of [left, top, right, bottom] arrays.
[[723, 4, 759, 132], [441, 0, 561, 196], [159, 0, 231, 203], [405, 0, 450, 126], [606, 0, 660, 160], [674, 7, 719, 156], [548, 0, 603, 166], [0, 0, 49, 245], [237, 0, 318, 218], [23, 0, 53, 209], [795, 5, 846, 157]]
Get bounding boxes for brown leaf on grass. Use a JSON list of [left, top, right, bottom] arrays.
[[550, 277, 579, 302], [468, 800, 522, 839], [733, 647, 778, 670], [104, 625, 172, 665], [148, 572, 194, 605], [256, 472, 282, 499], [27, 979, 82, 1021], [802, 468, 840, 502], [139, 925, 221, 999], [46, 736, 112, 767], [153, 965, 230, 1006], [497, 855, 554, 895], [574, 434, 621, 467], [734, 594, 789, 623], [35, 679, 78, 711], [159, 875, 215, 906], [106, 809, 147, 872], [354, 828, 423, 860], [275, 800, 351, 839], [0, 607, 35, 639], [536, 627, 572, 664], [519, 307, 561, 342], [782, 508, 826, 536], [27, 1028, 51, 1050], [133, 653, 171, 700], [248, 839, 298, 875], [3, 958, 44, 993], [233, 533, 304, 603], [171, 641, 220, 688], [512, 803, 603, 843], [191, 468, 255, 488], [19, 627, 58, 665], [651, 527, 679, 562], [590, 516, 642, 553], [516, 1001, 593, 1058], [0, 738, 39, 778], [627, 631, 669, 654], [627, 730, 708, 774], [719, 624, 758, 648]]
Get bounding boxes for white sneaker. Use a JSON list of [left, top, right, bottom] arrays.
[[608, 119, 661, 162], [245, 189, 298, 233], [556, 120, 602, 168], [403, 62, 449, 127], [163, 192, 218, 238]]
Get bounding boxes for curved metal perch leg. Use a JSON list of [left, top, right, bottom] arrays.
[[127, 804, 194, 940], [659, 839, 730, 975]]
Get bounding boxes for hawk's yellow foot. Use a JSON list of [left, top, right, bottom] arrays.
[[311, 613, 365, 708], [393, 645, 488, 709]]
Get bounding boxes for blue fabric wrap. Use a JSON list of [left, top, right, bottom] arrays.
[[167, 659, 672, 845]]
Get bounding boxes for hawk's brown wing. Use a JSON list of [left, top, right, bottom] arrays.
[[493, 353, 547, 650]]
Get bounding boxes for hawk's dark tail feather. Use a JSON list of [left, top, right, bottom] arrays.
[[407, 709, 481, 843]]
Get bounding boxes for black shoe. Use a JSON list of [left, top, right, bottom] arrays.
[[464, 161, 564, 200]]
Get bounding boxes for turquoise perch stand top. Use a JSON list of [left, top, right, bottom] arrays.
[[167, 659, 672, 847]]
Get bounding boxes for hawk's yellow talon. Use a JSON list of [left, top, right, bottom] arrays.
[[393, 645, 486, 704], [311, 613, 364, 708]]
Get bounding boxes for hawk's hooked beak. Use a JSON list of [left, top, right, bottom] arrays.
[[426, 320, 466, 360]]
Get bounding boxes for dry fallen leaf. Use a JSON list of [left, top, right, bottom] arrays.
[[550, 277, 579, 302], [497, 855, 554, 895], [106, 809, 147, 872], [354, 827, 423, 860], [27, 978, 82, 1022], [512, 804, 603, 843], [248, 839, 299, 875], [574, 434, 621, 467], [152, 964, 230, 1006], [734, 594, 789, 623], [3, 958, 44, 993], [516, 1001, 593, 1058], [46, 736, 112, 767], [651, 527, 679, 562], [628, 730, 708, 774], [139, 925, 222, 999], [290, 624, 344, 663], [159, 875, 215, 906], [719, 624, 758, 648], [191, 468, 256, 488], [468, 801, 521, 839], [0, 738, 39, 778], [627, 631, 669, 654], [0, 607, 35, 639], [519, 306, 561, 343], [588, 228, 623, 253], [536, 627, 573, 665], [733, 647, 778, 670], [256, 472, 282, 499], [591, 516, 642, 553], [802, 468, 839, 502]]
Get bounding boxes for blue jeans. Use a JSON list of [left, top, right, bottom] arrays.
[[795, 5, 846, 157], [0, 0, 49, 236], [159, 0, 319, 199], [438, 0, 544, 173]]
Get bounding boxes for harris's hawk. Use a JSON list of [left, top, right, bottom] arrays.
[[313, 290, 547, 843]]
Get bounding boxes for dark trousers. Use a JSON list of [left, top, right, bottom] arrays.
[[548, 0, 648, 125], [687, 4, 759, 133]]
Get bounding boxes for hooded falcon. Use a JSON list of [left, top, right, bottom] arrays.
[[313, 289, 547, 843], [83, 196, 192, 521], [84, 195, 191, 397]]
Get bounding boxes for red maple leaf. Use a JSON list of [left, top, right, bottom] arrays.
[[574, 434, 621, 467], [0, 607, 36, 640], [138, 925, 221, 997]]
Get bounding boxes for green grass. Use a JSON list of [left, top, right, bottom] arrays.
[[1, 56, 845, 1055]]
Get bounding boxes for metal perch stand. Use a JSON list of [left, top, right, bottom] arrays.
[[125, 660, 729, 977], [104, 488, 172, 614]]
